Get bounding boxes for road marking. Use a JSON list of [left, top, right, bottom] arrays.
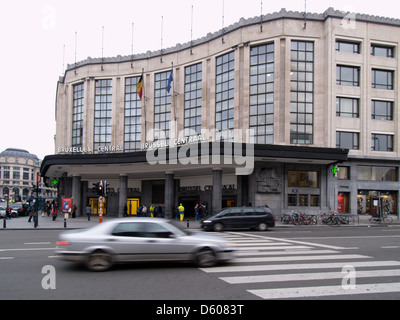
[[0, 248, 57, 252], [381, 246, 400, 249], [0, 257, 14, 260], [236, 249, 338, 256], [200, 260, 400, 273], [221, 269, 400, 284], [233, 254, 371, 263], [248, 282, 400, 299]]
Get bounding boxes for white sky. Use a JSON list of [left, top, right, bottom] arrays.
[[0, 0, 399, 160]]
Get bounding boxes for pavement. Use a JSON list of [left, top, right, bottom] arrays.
[[0, 213, 399, 230]]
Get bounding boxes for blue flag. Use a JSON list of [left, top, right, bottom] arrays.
[[166, 67, 173, 93]]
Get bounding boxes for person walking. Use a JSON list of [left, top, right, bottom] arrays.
[[194, 204, 199, 221], [178, 203, 185, 221]]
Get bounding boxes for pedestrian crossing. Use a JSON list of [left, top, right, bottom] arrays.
[[200, 232, 400, 299]]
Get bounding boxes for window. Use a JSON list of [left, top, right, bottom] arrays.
[[372, 100, 393, 120], [337, 65, 360, 86], [184, 63, 202, 136], [336, 97, 359, 118], [94, 79, 112, 151], [372, 69, 393, 90], [288, 171, 319, 188], [154, 71, 172, 143], [357, 166, 397, 181], [216, 51, 235, 141], [249, 43, 274, 144], [371, 44, 394, 58], [371, 134, 394, 152], [72, 83, 84, 149], [290, 40, 314, 145], [336, 40, 360, 54], [124, 77, 142, 152], [337, 166, 350, 180], [336, 131, 359, 150], [288, 194, 297, 206]]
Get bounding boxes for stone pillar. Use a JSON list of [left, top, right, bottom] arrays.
[[72, 176, 82, 216], [164, 172, 175, 219], [212, 168, 222, 215], [119, 175, 128, 217]]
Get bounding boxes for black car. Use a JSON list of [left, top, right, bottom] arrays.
[[201, 207, 275, 232]]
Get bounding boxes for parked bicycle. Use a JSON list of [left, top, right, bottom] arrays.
[[280, 210, 318, 225], [321, 211, 350, 225], [369, 213, 393, 224]]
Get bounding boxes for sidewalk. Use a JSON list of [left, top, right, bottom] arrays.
[[1, 213, 399, 231]]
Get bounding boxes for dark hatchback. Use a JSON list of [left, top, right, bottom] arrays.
[[201, 207, 275, 232]]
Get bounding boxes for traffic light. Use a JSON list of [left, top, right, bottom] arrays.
[[98, 181, 104, 196]]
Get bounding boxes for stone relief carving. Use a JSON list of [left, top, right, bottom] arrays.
[[257, 168, 282, 193]]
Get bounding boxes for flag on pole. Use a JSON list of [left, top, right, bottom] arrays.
[[136, 73, 144, 100], [166, 66, 173, 93]]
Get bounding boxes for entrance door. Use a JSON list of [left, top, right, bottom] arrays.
[[89, 198, 107, 215], [179, 196, 200, 218], [127, 198, 140, 216], [370, 197, 381, 216]]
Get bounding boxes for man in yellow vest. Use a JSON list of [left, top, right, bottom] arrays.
[[178, 203, 185, 221]]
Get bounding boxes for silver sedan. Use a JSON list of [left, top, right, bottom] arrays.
[[56, 218, 235, 271]]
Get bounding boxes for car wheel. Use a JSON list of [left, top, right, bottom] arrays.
[[86, 250, 113, 272], [213, 223, 224, 232], [195, 248, 217, 268], [258, 222, 268, 231]]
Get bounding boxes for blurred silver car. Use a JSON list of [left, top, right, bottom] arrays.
[[56, 218, 235, 271]]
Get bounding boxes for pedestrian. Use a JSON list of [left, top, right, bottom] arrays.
[[150, 204, 155, 218], [71, 203, 77, 218], [28, 209, 35, 223], [46, 201, 51, 217], [178, 203, 185, 221], [142, 204, 148, 217], [123, 204, 128, 217], [156, 205, 163, 218], [194, 204, 199, 221], [52, 201, 58, 221], [136, 204, 142, 217]]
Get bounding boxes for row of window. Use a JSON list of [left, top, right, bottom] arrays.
[[336, 98, 394, 120], [336, 132, 394, 152], [337, 66, 394, 89], [336, 40, 395, 58]]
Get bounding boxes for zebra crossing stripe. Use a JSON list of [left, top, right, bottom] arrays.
[[233, 254, 370, 263], [248, 282, 400, 299], [200, 260, 400, 273], [221, 269, 400, 284]]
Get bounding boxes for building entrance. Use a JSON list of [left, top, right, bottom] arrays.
[[179, 196, 200, 218], [127, 198, 140, 216]]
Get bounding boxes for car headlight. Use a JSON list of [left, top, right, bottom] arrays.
[[202, 220, 212, 223]]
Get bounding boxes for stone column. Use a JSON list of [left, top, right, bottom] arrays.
[[72, 175, 82, 216], [164, 172, 175, 219], [119, 175, 128, 217], [212, 168, 222, 215]]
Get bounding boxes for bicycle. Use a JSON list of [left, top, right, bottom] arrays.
[[369, 213, 393, 223]]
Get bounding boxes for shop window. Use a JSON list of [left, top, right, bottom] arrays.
[[288, 171, 319, 188], [357, 166, 397, 181], [338, 192, 350, 213]]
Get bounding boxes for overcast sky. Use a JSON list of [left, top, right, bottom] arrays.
[[0, 0, 399, 160]]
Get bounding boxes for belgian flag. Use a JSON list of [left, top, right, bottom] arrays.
[[136, 73, 144, 100]]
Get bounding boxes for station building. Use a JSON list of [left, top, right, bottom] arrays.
[[41, 8, 400, 219]]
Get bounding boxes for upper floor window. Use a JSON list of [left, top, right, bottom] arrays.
[[72, 83, 84, 149], [215, 51, 235, 141], [372, 100, 393, 120], [371, 44, 394, 58], [94, 79, 112, 151], [371, 133, 394, 152], [124, 76, 142, 152], [372, 69, 394, 90], [336, 131, 359, 150], [336, 40, 360, 54], [337, 65, 360, 87], [154, 71, 172, 142], [184, 63, 202, 136], [336, 97, 359, 118]]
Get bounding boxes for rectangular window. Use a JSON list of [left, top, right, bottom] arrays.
[[94, 79, 112, 151], [336, 40, 360, 54], [371, 44, 394, 58], [336, 131, 359, 150], [290, 40, 314, 145], [288, 171, 319, 188], [124, 77, 142, 152], [371, 134, 394, 152], [372, 100, 393, 120], [184, 63, 202, 136], [72, 83, 84, 149], [372, 69, 394, 90], [336, 97, 359, 118], [216, 51, 235, 141], [249, 43, 274, 144], [337, 166, 350, 180], [154, 71, 172, 142], [357, 166, 398, 181], [337, 65, 360, 86]]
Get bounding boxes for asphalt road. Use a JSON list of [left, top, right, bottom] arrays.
[[1, 225, 400, 302]]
